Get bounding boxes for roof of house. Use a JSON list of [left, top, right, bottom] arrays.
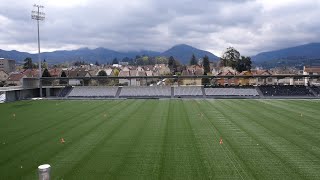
[[129, 70, 138, 76], [0, 70, 8, 75], [239, 71, 252, 75], [182, 70, 193, 76], [22, 69, 39, 77], [194, 69, 204, 75], [88, 69, 100, 77], [304, 67, 320, 73], [67, 69, 91, 78], [7, 73, 26, 81], [251, 70, 272, 75], [137, 71, 146, 76], [48, 68, 62, 77], [105, 68, 114, 76], [119, 71, 130, 77], [218, 70, 235, 76], [145, 71, 153, 76]]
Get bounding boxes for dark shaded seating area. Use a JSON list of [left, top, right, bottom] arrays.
[[310, 86, 320, 96], [258, 85, 314, 96]]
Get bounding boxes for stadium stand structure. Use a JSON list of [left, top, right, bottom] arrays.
[[174, 86, 203, 98], [119, 86, 171, 98], [58, 86, 73, 97], [310, 86, 320, 96], [52, 85, 320, 99], [68, 86, 118, 98], [204, 87, 259, 97], [258, 85, 314, 97]]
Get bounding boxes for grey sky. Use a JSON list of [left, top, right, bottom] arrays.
[[0, 0, 319, 56]]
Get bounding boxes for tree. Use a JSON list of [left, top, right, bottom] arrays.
[[42, 59, 48, 69], [203, 55, 210, 74], [74, 61, 88, 66], [113, 69, 120, 76], [98, 70, 107, 76], [155, 56, 168, 64], [168, 56, 177, 74], [190, 54, 197, 65], [112, 58, 119, 64], [61, 71, 67, 77], [235, 56, 252, 73], [220, 47, 240, 69], [202, 72, 210, 85], [42, 68, 51, 77], [23, 57, 34, 69], [60, 71, 67, 85]]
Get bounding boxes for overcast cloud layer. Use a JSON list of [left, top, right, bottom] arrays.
[[0, 0, 320, 56]]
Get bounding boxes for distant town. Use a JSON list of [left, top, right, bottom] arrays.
[[1, 46, 319, 87]]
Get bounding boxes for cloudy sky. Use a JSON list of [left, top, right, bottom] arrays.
[[0, 0, 320, 56]]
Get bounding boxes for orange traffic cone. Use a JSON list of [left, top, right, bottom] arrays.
[[219, 138, 223, 145]]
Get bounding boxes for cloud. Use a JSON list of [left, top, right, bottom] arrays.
[[0, 0, 319, 56]]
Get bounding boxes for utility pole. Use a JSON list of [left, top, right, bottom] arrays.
[[31, 4, 45, 97]]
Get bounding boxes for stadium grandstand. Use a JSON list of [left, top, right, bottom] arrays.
[[1, 74, 320, 102]]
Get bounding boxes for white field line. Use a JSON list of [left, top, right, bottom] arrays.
[[195, 100, 246, 180]]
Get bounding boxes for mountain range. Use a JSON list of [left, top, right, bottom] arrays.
[[0, 44, 219, 65], [252, 43, 320, 67], [1, 43, 320, 67]]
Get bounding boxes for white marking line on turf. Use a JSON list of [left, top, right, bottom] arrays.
[[196, 103, 245, 179]]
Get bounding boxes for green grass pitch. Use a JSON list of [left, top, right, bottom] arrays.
[[0, 99, 320, 179]]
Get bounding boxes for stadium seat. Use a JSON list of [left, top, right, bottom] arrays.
[[68, 86, 118, 97]]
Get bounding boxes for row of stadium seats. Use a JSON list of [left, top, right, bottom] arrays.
[[68, 86, 119, 97], [120, 86, 171, 97], [310, 86, 320, 96], [174, 86, 203, 96], [205, 88, 259, 96], [258, 85, 314, 96], [66, 86, 260, 98]]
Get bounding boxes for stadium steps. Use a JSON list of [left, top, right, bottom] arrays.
[[306, 86, 317, 97], [171, 86, 174, 98], [58, 86, 73, 97], [116, 87, 122, 98], [0, 92, 5, 103], [255, 86, 264, 98], [201, 86, 206, 98], [65, 87, 73, 97]]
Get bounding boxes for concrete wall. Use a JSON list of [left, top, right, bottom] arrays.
[[5, 89, 39, 102], [45, 87, 62, 97], [23, 78, 39, 88]]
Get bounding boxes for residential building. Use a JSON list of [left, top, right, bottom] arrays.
[[0, 70, 9, 82], [251, 70, 275, 85], [65, 69, 91, 85], [217, 70, 239, 86], [0, 58, 15, 73], [303, 66, 320, 85], [118, 70, 130, 86], [7, 73, 27, 86]]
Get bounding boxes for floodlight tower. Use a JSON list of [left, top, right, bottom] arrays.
[[31, 4, 45, 97]]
